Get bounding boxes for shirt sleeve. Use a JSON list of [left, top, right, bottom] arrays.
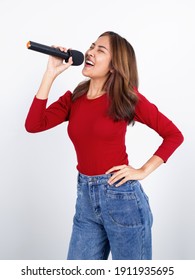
[[134, 91, 184, 162], [25, 91, 72, 133]]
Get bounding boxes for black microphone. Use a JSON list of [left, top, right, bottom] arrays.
[[27, 41, 84, 66]]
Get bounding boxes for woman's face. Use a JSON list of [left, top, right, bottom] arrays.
[[82, 35, 112, 80]]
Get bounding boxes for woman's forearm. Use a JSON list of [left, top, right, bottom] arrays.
[[36, 71, 56, 100], [140, 155, 164, 178]]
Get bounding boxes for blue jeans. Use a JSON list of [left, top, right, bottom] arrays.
[[67, 173, 153, 260]]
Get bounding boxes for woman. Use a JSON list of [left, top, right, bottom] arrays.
[[25, 31, 184, 260]]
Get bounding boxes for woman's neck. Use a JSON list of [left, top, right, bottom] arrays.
[[87, 90, 105, 99], [87, 80, 106, 99]]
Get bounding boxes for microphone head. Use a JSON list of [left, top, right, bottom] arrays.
[[69, 50, 84, 66]]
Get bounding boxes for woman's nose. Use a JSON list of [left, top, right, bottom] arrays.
[[87, 49, 95, 57]]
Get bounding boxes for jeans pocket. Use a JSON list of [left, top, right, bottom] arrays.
[[106, 182, 143, 227]]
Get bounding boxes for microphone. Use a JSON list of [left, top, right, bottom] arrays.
[[27, 41, 84, 66]]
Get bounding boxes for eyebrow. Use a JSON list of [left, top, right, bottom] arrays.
[[91, 42, 109, 52]]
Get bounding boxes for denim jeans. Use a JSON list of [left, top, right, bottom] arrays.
[[67, 173, 153, 260]]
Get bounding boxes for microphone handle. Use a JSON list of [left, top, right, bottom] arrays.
[[27, 41, 70, 62]]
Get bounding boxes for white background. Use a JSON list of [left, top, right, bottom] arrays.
[[0, 0, 194, 260]]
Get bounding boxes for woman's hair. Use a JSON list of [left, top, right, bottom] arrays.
[[72, 31, 139, 124]]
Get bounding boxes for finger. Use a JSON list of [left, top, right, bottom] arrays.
[[105, 165, 126, 174], [60, 47, 68, 52], [115, 177, 129, 187], [64, 56, 73, 66], [107, 170, 124, 184], [108, 173, 128, 185], [109, 168, 132, 186], [52, 45, 68, 53], [107, 168, 129, 185]]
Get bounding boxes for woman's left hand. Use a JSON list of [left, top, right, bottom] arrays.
[[105, 165, 146, 187]]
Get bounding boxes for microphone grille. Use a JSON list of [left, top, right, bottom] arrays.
[[71, 50, 84, 66]]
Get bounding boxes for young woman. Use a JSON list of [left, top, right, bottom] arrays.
[[25, 31, 184, 260]]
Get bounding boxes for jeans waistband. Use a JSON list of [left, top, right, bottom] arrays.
[[78, 172, 112, 185]]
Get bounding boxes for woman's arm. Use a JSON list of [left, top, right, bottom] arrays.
[[134, 91, 184, 162], [106, 90, 184, 186], [25, 47, 73, 132]]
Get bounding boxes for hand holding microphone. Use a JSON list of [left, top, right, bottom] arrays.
[[26, 41, 84, 99], [27, 41, 84, 66], [27, 41, 84, 79]]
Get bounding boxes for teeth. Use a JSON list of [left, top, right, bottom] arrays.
[[86, 60, 94, 66]]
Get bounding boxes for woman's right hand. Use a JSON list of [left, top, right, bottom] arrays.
[[46, 46, 73, 79]]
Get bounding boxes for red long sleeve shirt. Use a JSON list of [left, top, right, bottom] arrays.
[[25, 90, 184, 175]]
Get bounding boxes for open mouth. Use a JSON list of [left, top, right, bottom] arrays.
[[85, 59, 94, 66]]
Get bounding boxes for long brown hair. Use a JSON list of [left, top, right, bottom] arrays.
[[72, 31, 139, 124]]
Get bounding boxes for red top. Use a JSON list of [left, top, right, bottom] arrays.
[[25, 90, 184, 175]]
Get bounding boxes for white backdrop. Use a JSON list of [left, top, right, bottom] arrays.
[[0, 0, 194, 260]]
